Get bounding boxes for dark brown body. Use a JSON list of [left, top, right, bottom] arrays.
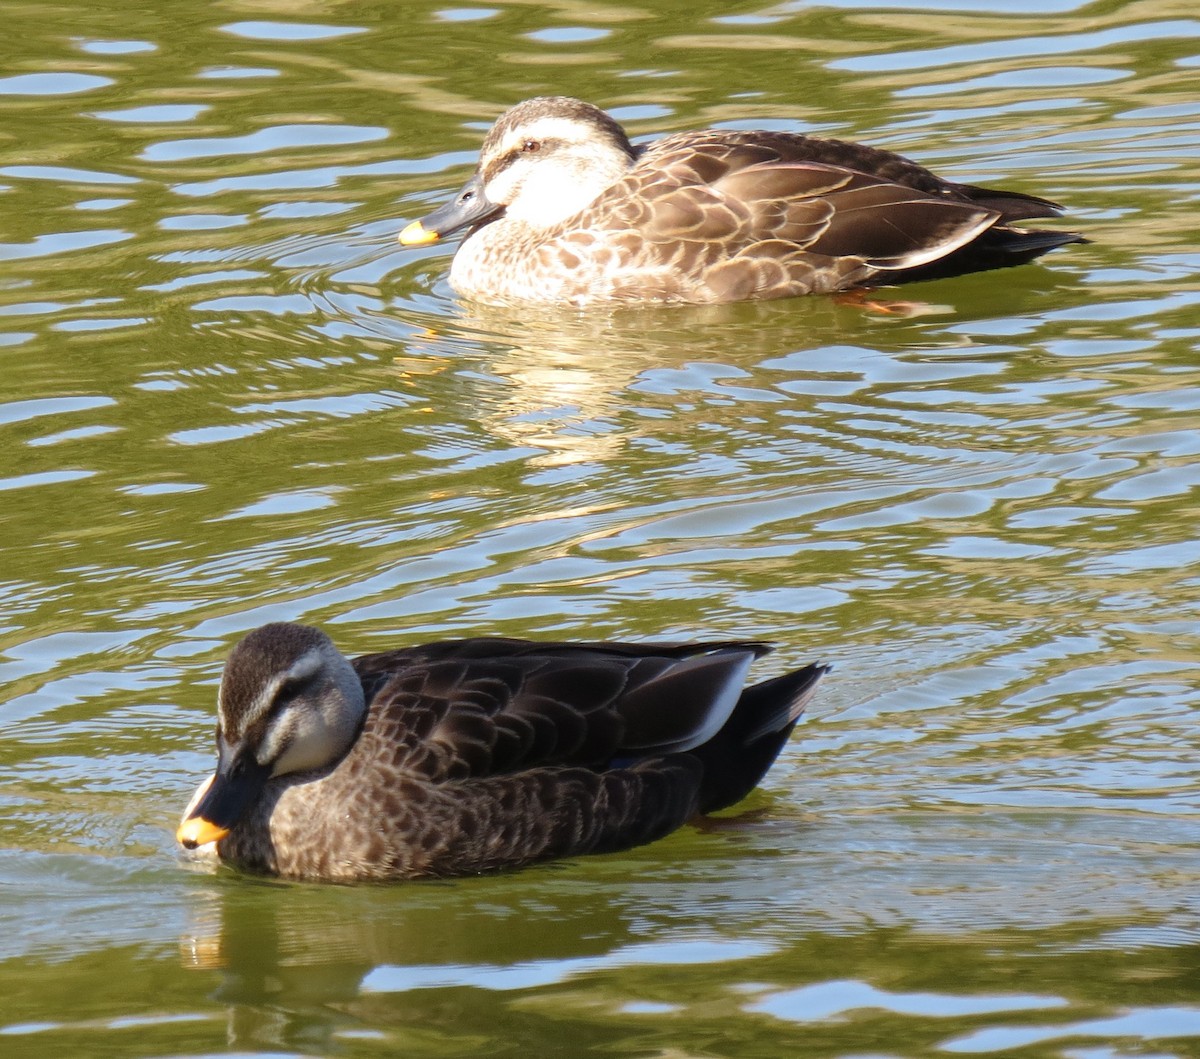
[[211, 637, 827, 882]]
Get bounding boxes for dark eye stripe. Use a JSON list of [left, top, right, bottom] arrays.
[[273, 671, 319, 709], [483, 137, 561, 182]]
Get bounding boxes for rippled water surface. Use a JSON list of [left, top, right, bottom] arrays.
[[2, 0, 1199, 1054]]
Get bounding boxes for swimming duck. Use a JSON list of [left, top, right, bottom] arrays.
[[398, 96, 1083, 306], [177, 622, 829, 882]]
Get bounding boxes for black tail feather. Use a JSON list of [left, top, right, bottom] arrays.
[[952, 182, 1066, 222], [879, 226, 1086, 286], [690, 662, 830, 814]]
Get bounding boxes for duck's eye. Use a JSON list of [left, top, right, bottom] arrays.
[[521, 139, 541, 153], [277, 671, 318, 703]]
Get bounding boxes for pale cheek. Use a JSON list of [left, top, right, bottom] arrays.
[[271, 730, 319, 773], [485, 168, 521, 208], [271, 729, 327, 776], [506, 168, 599, 226]]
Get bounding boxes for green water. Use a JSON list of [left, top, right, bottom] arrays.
[[2, 0, 1199, 1054]]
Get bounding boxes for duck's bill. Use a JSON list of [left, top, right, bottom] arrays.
[[398, 173, 502, 245], [176, 756, 270, 849], [398, 220, 441, 246], [177, 774, 219, 848], [178, 813, 229, 849]]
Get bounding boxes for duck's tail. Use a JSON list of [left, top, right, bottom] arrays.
[[879, 224, 1086, 286], [690, 662, 830, 814]]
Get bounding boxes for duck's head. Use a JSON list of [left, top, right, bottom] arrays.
[[176, 622, 365, 850], [399, 96, 636, 245]]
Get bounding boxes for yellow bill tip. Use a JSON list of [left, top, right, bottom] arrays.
[[177, 816, 230, 850], [399, 220, 440, 246]]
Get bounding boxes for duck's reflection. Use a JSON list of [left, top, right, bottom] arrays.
[[179, 860, 643, 1050], [405, 296, 880, 464], [176, 811, 806, 1053]]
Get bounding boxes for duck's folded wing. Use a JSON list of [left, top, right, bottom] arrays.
[[351, 639, 771, 782], [635, 158, 998, 270], [722, 161, 999, 268]]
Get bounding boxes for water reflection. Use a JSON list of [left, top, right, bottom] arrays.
[[162, 834, 1200, 1055], [177, 863, 667, 1052]]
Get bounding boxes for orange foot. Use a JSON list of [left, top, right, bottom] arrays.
[[833, 288, 950, 317]]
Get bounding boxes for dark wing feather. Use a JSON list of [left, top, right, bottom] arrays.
[[712, 161, 998, 268], [645, 129, 1060, 212], [950, 182, 1066, 222], [350, 638, 772, 782]]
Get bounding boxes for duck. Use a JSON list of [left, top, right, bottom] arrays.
[[398, 96, 1084, 306], [177, 622, 829, 882]]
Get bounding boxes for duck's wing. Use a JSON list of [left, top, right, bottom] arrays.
[[647, 139, 996, 255], [350, 639, 772, 782], [716, 159, 999, 267]]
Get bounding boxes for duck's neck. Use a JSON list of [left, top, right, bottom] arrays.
[[449, 219, 564, 304]]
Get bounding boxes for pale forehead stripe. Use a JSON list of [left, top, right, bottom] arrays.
[[285, 646, 326, 681], [502, 114, 592, 149], [218, 645, 326, 727], [250, 646, 325, 717]]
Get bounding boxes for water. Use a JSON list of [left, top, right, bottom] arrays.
[[1, 0, 1199, 1054]]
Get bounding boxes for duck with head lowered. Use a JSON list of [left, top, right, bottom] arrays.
[[399, 96, 1083, 307], [177, 622, 829, 882]]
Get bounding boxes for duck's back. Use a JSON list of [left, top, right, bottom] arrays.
[[640, 129, 1065, 217]]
